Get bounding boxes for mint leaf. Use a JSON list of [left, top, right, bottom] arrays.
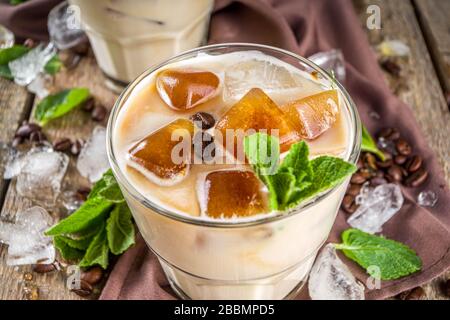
[[334, 228, 422, 280], [361, 125, 385, 161], [79, 224, 109, 269], [54, 236, 85, 261], [9, 0, 28, 5], [34, 88, 90, 125], [56, 234, 94, 251], [45, 197, 113, 236], [0, 64, 13, 80], [0, 45, 29, 65], [106, 203, 135, 255], [44, 54, 63, 75]]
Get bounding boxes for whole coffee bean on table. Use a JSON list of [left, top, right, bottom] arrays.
[[91, 105, 107, 122], [404, 169, 428, 187], [396, 138, 412, 156], [70, 280, 93, 297], [346, 184, 362, 197], [53, 138, 72, 152], [81, 266, 104, 285], [15, 122, 41, 139], [394, 155, 407, 165], [405, 155, 422, 173], [81, 97, 95, 112], [387, 165, 403, 182], [32, 263, 56, 273]]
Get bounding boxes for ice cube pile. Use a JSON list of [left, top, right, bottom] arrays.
[[4, 146, 69, 207], [347, 183, 404, 234], [308, 244, 365, 300], [77, 126, 110, 183], [0, 206, 55, 266]]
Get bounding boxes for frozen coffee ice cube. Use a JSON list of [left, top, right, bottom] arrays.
[[224, 58, 303, 101], [282, 90, 339, 140], [197, 170, 268, 218], [215, 88, 302, 156], [156, 69, 220, 111], [128, 119, 194, 186]]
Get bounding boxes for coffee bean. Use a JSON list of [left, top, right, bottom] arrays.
[[91, 105, 107, 122], [405, 155, 422, 173], [350, 173, 366, 184], [394, 155, 407, 165], [386, 128, 400, 141], [380, 59, 401, 77], [371, 176, 388, 186], [29, 131, 45, 143], [443, 279, 450, 298], [12, 136, 23, 148], [32, 263, 56, 273], [346, 203, 358, 214], [15, 122, 41, 138], [342, 195, 354, 210], [364, 153, 377, 170], [71, 139, 83, 156], [396, 138, 411, 156], [81, 97, 95, 112], [53, 138, 72, 152], [387, 165, 403, 182], [376, 159, 393, 169], [357, 158, 364, 169], [23, 38, 36, 48], [189, 112, 216, 130], [81, 266, 104, 285], [404, 169, 428, 187], [347, 184, 362, 197], [193, 132, 215, 161], [71, 280, 93, 297], [76, 186, 91, 201], [404, 287, 425, 300], [378, 128, 393, 139]]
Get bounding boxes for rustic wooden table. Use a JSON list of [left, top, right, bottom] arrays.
[[0, 0, 449, 300]]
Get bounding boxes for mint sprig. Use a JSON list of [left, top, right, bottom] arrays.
[[244, 133, 356, 211], [334, 228, 422, 280], [46, 170, 135, 269], [361, 125, 385, 161]]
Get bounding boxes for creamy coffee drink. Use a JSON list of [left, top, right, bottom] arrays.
[[108, 45, 360, 299]]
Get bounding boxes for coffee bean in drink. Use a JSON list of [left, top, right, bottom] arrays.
[[53, 138, 72, 152], [32, 263, 56, 273], [190, 112, 216, 130], [91, 105, 107, 122], [396, 138, 411, 156], [405, 155, 422, 173], [81, 266, 104, 285], [70, 280, 93, 297], [404, 169, 428, 187]]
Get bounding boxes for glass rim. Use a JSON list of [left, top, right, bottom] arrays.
[[106, 43, 362, 228]]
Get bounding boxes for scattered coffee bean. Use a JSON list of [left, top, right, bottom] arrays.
[[189, 112, 216, 130], [81, 266, 104, 285], [388, 165, 403, 182], [91, 105, 107, 122], [29, 131, 45, 143], [347, 184, 362, 197], [359, 169, 372, 180], [376, 158, 393, 169], [71, 280, 93, 297], [350, 172, 366, 184], [396, 138, 411, 156], [81, 97, 95, 112], [386, 128, 400, 141], [405, 155, 422, 173], [394, 155, 407, 165], [71, 139, 83, 156], [32, 263, 56, 273], [380, 59, 401, 77], [404, 169, 428, 187], [364, 153, 377, 170], [371, 176, 388, 186], [443, 279, 450, 298], [342, 195, 354, 209], [12, 136, 23, 148], [23, 38, 36, 48], [53, 138, 72, 152], [15, 122, 41, 138], [403, 287, 425, 300]]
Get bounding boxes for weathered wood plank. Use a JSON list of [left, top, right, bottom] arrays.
[[354, 0, 450, 300], [413, 0, 450, 102], [0, 78, 33, 206], [0, 55, 117, 300]]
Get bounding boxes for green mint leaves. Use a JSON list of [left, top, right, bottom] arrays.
[[334, 229, 422, 280], [34, 88, 90, 125], [361, 125, 385, 161], [244, 133, 356, 211], [46, 170, 135, 269], [0, 45, 61, 80]]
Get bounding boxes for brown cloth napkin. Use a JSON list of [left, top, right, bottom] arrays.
[[100, 0, 450, 300], [0, 0, 61, 41]]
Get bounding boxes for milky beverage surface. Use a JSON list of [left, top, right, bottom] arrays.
[[113, 51, 351, 219]]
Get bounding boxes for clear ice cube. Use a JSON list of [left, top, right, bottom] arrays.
[[127, 119, 194, 186], [0, 24, 14, 49], [417, 190, 438, 208], [2, 207, 55, 266], [224, 58, 304, 101], [197, 170, 268, 218], [16, 147, 69, 207], [9, 43, 56, 86], [347, 183, 404, 234], [308, 244, 365, 300], [77, 126, 109, 183], [156, 69, 220, 110], [48, 1, 87, 50], [308, 49, 346, 83]]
